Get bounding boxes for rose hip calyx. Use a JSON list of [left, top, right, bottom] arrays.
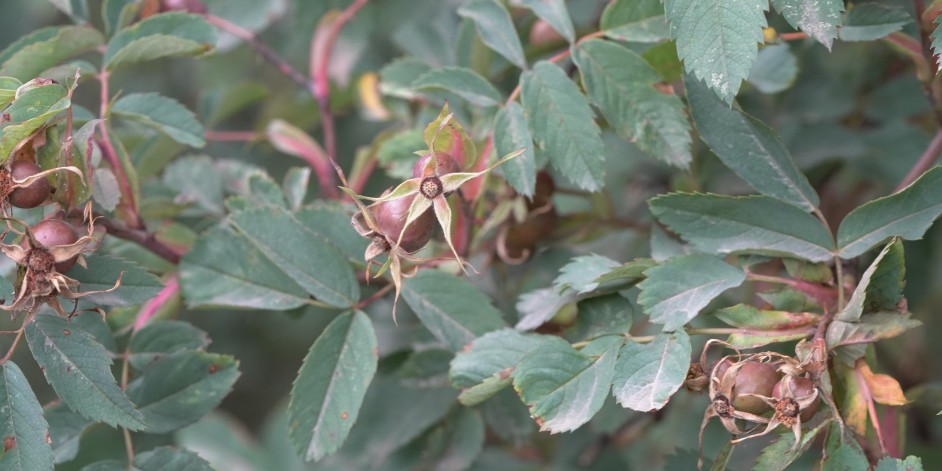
[[420, 176, 443, 199]]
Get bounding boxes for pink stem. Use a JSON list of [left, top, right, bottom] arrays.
[[133, 275, 179, 332]]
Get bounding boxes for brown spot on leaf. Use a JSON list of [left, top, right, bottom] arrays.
[[4, 436, 15, 452], [533, 416, 545, 427], [63, 329, 70, 336], [499, 367, 513, 380], [341, 411, 349, 420], [654, 82, 675, 95], [208, 364, 219, 374], [66, 366, 72, 373]]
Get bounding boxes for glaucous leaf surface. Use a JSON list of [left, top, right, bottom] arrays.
[[134, 446, 214, 471], [771, 0, 843, 49], [0, 362, 54, 470], [838, 4, 911, 42], [493, 103, 537, 197], [45, 403, 91, 464], [68, 254, 164, 306], [611, 330, 690, 411], [457, 0, 527, 69], [128, 320, 210, 369], [112, 92, 205, 147], [412, 66, 502, 107], [600, 0, 669, 43], [0, 25, 103, 81], [104, 12, 217, 70], [450, 329, 568, 388]]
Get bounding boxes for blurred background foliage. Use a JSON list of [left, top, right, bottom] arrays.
[[3, 0, 942, 469]]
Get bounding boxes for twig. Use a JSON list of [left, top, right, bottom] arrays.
[[779, 32, 808, 41], [353, 283, 394, 310], [895, 129, 942, 192], [95, 216, 183, 264], [0, 328, 25, 365], [310, 0, 370, 189], [204, 130, 259, 142], [97, 69, 143, 229], [204, 15, 315, 95]]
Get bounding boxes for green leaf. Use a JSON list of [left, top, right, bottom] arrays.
[[521, 61, 605, 191], [753, 420, 829, 471], [162, 155, 224, 215], [593, 258, 657, 290], [839, 4, 911, 42], [0, 362, 54, 470], [45, 403, 91, 464], [282, 167, 311, 211], [92, 168, 121, 212], [573, 39, 691, 168], [837, 166, 942, 259], [568, 294, 634, 341], [47, 0, 89, 23], [129, 321, 210, 370], [611, 330, 691, 411], [826, 312, 922, 350], [294, 204, 370, 264], [288, 311, 377, 462], [822, 422, 868, 470], [128, 351, 239, 434], [457, 375, 512, 406], [245, 171, 288, 209], [450, 329, 567, 388], [80, 460, 125, 471], [638, 254, 746, 331], [229, 207, 359, 307], [412, 66, 502, 107], [401, 270, 506, 351], [68, 254, 163, 306], [684, 74, 820, 211], [875, 456, 925, 471], [664, 0, 767, 103], [837, 239, 903, 322], [112, 93, 205, 147], [423, 408, 486, 470], [512, 338, 620, 433], [747, 43, 798, 94], [458, 0, 527, 69], [0, 82, 69, 164], [25, 313, 145, 430], [553, 254, 621, 295], [180, 225, 312, 310], [102, 0, 141, 36], [104, 12, 216, 70], [0, 77, 21, 109], [600, 0, 670, 43], [0, 26, 103, 81], [649, 193, 834, 262], [493, 103, 537, 197], [771, 0, 843, 49], [134, 446, 213, 471], [379, 57, 432, 99], [714, 304, 818, 329], [515, 287, 575, 331], [514, 0, 575, 43]]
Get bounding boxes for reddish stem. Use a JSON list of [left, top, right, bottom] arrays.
[[504, 30, 605, 106], [133, 275, 179, 332], [778, 32, 808, 41], [895, 129, 942, 192], [204, 130, 259, 142], [97, 69, 142, 229]]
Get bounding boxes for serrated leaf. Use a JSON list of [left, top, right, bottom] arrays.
[[771, 0, 843, 49], [512, 339, 620, 433], [638, 254, 746, 331], [112, 93, 205, 147], [649, 193, 834, 262], [412, 66, 502, 107], [600, 0, 670, 43], [826, 312, 922, 350], [568, 294, 634, 341], [493, 103, 537, 197], [593, 258, 657, 289], [92, 167, 121, 212], [747, 43, 798, 94], [0, 25, 103, 81], [514, 0, 575, 42], [837, 239, 902, 322], [875, 456, 925, 471], [127, 350, 239, 434], [129, 321, 210, 370], [665, 0, 767, 103], [0, 362, 54, 471], [104, 12, 216, 70], [450, 329, 567, 388], [402, 270, 506, 351], [45, 403, 90, 464], [244, 171, 288, 208], [458, 0, 527, 69], [574, 39, 691, 168], [68, 254, 163, 306], [162, 155, 224, 215], [0, 82, 69, 164], [839, 4, 911, 42], [379, 57, 432, 99], [753, 421, 829, 471], [282, 167, 311, 211], [134, 446, 213, 471], [837, 166, 942, 259], [822, 422, 868, 470], [25, 313, 145, 430], [521, 61, 605, 191], [288, 311, 377, 462], [228, 207, 359, 307], [553, 254, 621, 295], [294, 204, 369, 264], [611, 330, 690, 411], [684, 74, 820, 211], [514, 287, 575, 331]]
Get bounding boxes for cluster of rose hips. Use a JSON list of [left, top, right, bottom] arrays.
[[691, 341, 822, 468], [0, 145, 113, 319]]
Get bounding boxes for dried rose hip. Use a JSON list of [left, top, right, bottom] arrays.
[[29, 219, 79, 273], [773, 375, 820, 422], [713, 358, 782, 415], [8, 161, 51, 209]]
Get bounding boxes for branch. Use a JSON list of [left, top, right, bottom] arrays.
[[309, 0, 370, 186], [895, 129, 942, 192], [504, 30, 605, 106], [95, 216, 183, 264], [97, 69, 143, 229]]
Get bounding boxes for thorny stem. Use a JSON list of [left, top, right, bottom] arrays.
[[310, 0, 370, 196], [97, 69, 143, 229]]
